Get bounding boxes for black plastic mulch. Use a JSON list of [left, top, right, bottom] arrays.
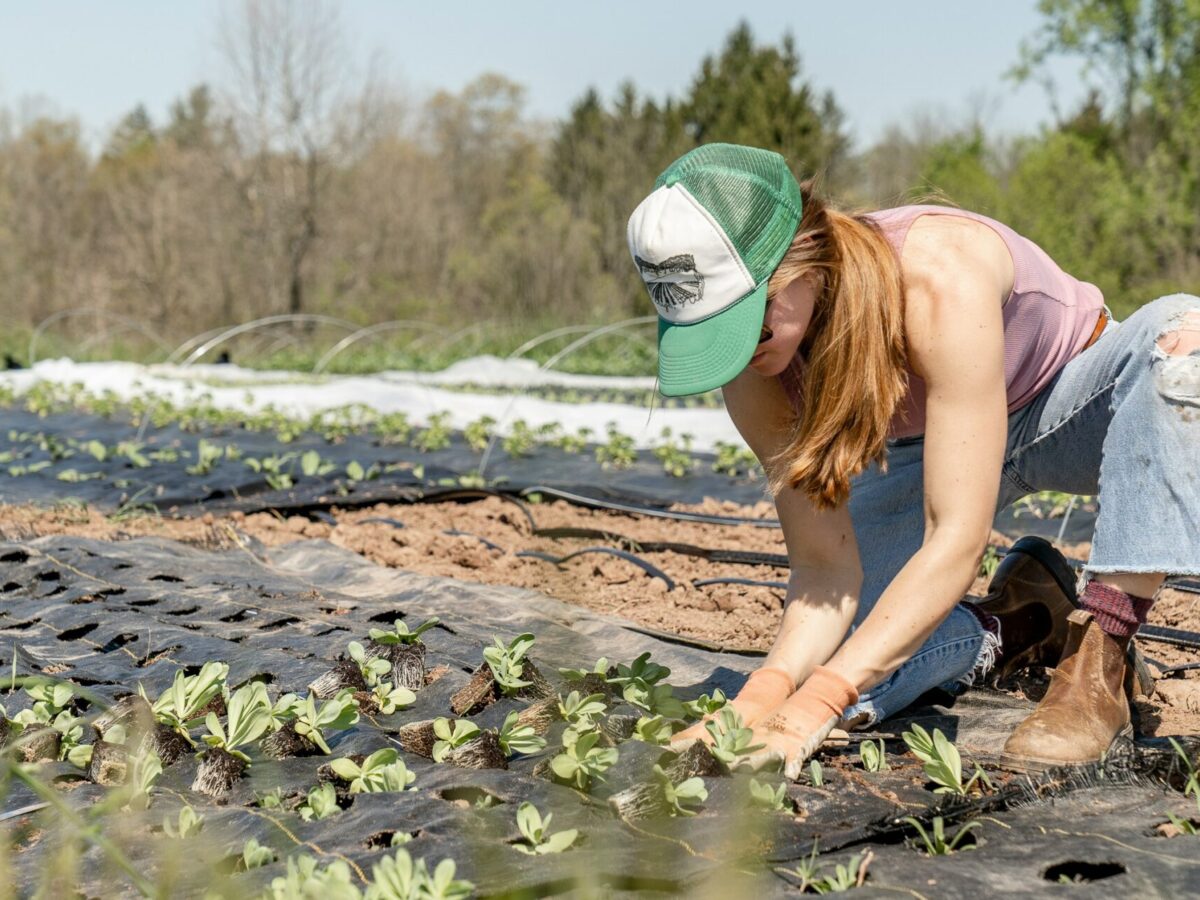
[[0, 535, 1197, 897]]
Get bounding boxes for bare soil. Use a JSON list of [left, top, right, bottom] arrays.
[[2, 496, 1197, 736]]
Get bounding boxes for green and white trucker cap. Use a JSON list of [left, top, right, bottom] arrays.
[[627, 143, 803, 396]]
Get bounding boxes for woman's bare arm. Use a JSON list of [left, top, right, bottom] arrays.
[[823, 215, 1010, 692], [722, 368, 863, 684]]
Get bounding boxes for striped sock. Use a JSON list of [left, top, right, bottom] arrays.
[[1079, 581, 1153, 639]]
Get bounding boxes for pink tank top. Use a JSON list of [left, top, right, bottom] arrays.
[[778, 205, 1105, 438]]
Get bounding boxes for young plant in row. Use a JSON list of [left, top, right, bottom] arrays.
[[653, 763, 707, 817], [239, 837, 277, 871], [412, 412, 452, 452], [705, 708, 764, 770], [162, 805, 205, 839], [367, 616, 438, 691], [192, 682, 273, 796], [859, 738, 890, 773], [748, 777, 791, 812], [549, 726, 618, 791], [431, 718, 480, 763], [902, 815, 980, 856], [557, 691, 608, 731], [309, 639, 392, 699], [595, 424, 637, 469], [263, 690, 360, 758], [513, 802, 578, 855], [365, 848, 475, 900], [902, 724, 992, 796], [779, 843, 873, 894], [330, 748, 416, 794], [298, 782, 341, 822], [452, 632, 550, 715], [144, 661, 229, 763], [498, 711, 547, 757], [268, 854, 360, 898], [652, 428, 696, 478], [682, 689, 728, 721], [463, 415, 496, 452]]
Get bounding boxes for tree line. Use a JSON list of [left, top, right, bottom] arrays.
[[1, 1, 1197, 366]]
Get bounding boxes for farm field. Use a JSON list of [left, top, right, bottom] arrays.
[[1, 363, 1198, 897]]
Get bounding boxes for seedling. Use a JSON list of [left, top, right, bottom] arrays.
[[902, 724, 991, 795], [595, 424, 636, 469], [200, 682, 273, 763], [464, 415, 496, 452], [145, 661, 229, 740], [298, 782, 340, 821], [368, 617, 439, 645], [653, 427, 696, 478], [300, 449, 336, 478], [498, 711, 547, 756], [549, 727, 618, 790], [293, 690, 360, 754], [859, 739, 889, 772], [551, 426, 591, 454], [712, 441, 760, 478], [902, 816, 979, 855], [704, 708, 764, 767], [240, 838, 276, 870], [413, 412, 452, 452], [682, 689, 728, 720], [376, 412, 413, 445], [749, 777, 790, 812], [244, 452, 297, 490], [978, 545, 1003, 580], [186, 439, 225, 476], [345, 460, 381, 482], [482, 632, 536, 695], [558, 658, 609, 682], [557, 691, 607, 730], [257, 787, 286, 810], [654, 764, 707, 816], [779, 842, 872, 894], [367, 849, 475, 900], [809, 760, 825, 787], [162, 805, 205, 838], [269, 855, 358, 896], [370, 681, 417, 715], [267, 693, 303, 731], [349, 641, 393, 686], [432, 718, 482, 762], [513, 801, 578, 855], [633, 715, 674, 746], [330, 748, 416, 794], [501, 419, 538, 458]]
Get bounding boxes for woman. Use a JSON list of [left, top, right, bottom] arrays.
[[627, 142, 1199, 778]]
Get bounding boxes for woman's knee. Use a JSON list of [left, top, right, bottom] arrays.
[[1146, 296, 1200, 409]]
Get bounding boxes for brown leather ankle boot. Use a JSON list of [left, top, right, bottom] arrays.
[[999, 609, 1133, 772], [975, 536, 1079, 681]]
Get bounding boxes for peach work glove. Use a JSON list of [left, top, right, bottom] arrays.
[[739, 665, 859, 780], [670, 666, 794, 748]]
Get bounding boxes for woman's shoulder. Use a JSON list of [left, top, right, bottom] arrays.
[[898, 209, 1015, 299]]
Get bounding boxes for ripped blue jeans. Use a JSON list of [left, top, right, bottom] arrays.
[[839, 294, 1200, 726]]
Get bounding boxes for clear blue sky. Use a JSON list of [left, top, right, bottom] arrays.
[[0, 1, 1087, 150]]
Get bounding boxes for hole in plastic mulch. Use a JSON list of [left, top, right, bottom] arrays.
[[1042, 860, 1127, 883]]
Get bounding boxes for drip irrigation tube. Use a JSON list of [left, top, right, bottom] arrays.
[[531, 526, 790, 568], [515, 547, 675, 591], [1137, 624, 1200, 651], [692, 577, 788, 590], [518, 485, 781, 529], [444, 529, 505, 553]]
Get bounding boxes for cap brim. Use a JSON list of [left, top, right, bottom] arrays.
[[656, 284, 767, 397]]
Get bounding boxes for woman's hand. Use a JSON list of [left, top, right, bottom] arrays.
[[740, 666, 859, 779], [669, 666, 794, 748]]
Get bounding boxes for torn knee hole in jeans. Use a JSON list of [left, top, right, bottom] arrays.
[[1153, 309, 1200, 408]]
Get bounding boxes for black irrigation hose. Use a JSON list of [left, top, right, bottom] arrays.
[[533, 526, 790, 569], [443, 529, 505, 553], [1137, 624, 1200, 651], [515, 546, 675, 591], [417, 487, 539, 534], [359, 516, 406, 528], [692, 577, 788, 590], [517, 485, 781, 529]]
